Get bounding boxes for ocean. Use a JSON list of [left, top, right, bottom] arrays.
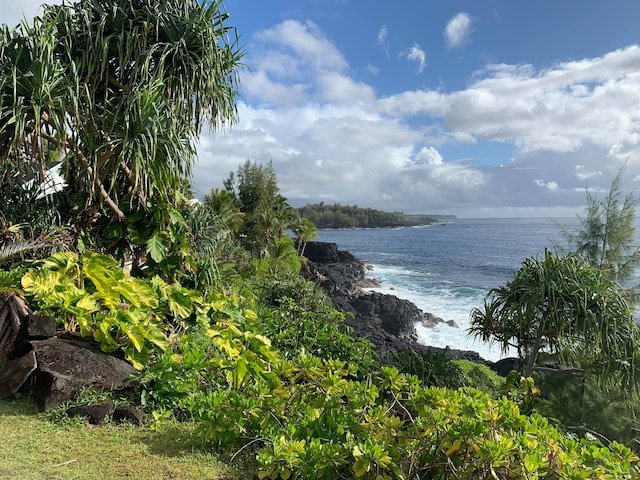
[[317, 217, 580, 362]]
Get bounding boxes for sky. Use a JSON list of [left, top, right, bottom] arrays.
[[6, 1, 640, 218]]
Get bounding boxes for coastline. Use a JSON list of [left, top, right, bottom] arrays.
[[301, 241, 497, 367]]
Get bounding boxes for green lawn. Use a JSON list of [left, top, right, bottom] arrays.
[[0, 397, 253, 480]]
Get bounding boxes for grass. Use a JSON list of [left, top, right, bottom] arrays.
[[0, 396, 254, 480]]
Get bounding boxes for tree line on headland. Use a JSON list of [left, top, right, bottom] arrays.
[[297, 202, 456, 229], [1, 0, 640, 478]]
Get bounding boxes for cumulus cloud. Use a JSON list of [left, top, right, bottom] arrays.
[[445, 12, 473, 49], [190, 18, 640, 216], [414, 147, 444, 166], [378, 45, 640, 160], [404, 43, 427, 73], [317, 71, 376, 104], [256, 20, 348, 72]]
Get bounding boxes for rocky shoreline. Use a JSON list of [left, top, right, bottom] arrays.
[[301, 241, 495, 367]]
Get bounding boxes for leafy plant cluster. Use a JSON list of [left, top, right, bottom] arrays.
[[133, 309, 640, 479]]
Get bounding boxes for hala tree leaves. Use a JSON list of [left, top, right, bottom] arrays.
[[1, 0, 242, 221], [470, 248, 640, 398]]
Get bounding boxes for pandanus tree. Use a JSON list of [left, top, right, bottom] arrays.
[[470, 248, 640, 397], [0, 0, 242, 233]]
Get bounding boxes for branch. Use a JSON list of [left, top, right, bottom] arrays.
[[565, 425, 612, 446], [119, 161, 148, 206], [533, 365, 585, 376], [39, 130, 127, 222]]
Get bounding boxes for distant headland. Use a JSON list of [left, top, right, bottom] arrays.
[[297, 202, 456, 229]]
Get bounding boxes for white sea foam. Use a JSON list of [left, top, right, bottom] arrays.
[[363, 264, 515, 362]]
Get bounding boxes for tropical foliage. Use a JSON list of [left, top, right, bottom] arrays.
[[222, 160, 297, 258], [470, 248, 640, 397], [1, 1, 639, 478], [0, 0, 242, 260], [297, 203, 438, 229]]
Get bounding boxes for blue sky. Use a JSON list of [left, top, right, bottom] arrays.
[[8, 1, 640, 217]]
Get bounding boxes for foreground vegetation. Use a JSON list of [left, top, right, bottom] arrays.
[[1, 0, 640, 478]]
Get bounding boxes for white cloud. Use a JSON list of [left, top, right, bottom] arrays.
[[534, 179, 560, 191], [0, 0, 62, 26], [191, 20, 640, 216], [445, 12, 473, 49], [404, 44, 427, 73], [317, 71, 376, 104], [414, 147, 443, 166], [377, 25, 389, 56], [380, 45, 640, 160], [243, 70, 309, 107], [256, 20, 348, 72], [575, 165, 602, 181]]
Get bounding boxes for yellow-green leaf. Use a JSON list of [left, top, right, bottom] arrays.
[[446, 438, 463, 457]]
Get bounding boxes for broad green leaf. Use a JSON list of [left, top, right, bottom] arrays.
[[82, 252, 124, 291], [144, 325, 170, 351], [121, 322, 146, 353], [353, 458, 369, 478], [94, 320, 120, 353], [76, 294, 99, 312], [168, 288, 193, 319], [124, 343, 150, 370], [146, 232, 170, 263], [116, 278, 159, 309], [231, 356, 249, 388], [41, 252, 80, 278], [22, 270, 65, 296]]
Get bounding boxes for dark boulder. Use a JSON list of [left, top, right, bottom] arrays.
[[67, 401, 114, 425], [0, 350, 37, 399], [23, 314, 57, 339], [302, 242, 365, 299], [113, 405, 145, 426], [491, 357, 521, 377], [350, 292, 433, 340], [29, 336, 137, 410], [303, 241, 493, 366]]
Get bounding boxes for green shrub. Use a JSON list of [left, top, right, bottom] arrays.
[[137, 305, 640, 479], [455, 359, 504, 397], [392, 348, 465, 389], [250, 273, 378, 376]]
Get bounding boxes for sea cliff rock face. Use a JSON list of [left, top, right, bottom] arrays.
[[302, 241, 487, 363]]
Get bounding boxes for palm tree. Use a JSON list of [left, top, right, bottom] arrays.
[[293, 217, 319, 257], [0, 0, 242, 224], [203, 188, 245, 235]]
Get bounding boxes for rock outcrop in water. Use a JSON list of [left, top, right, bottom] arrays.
[[302, 241, 488, 363]]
